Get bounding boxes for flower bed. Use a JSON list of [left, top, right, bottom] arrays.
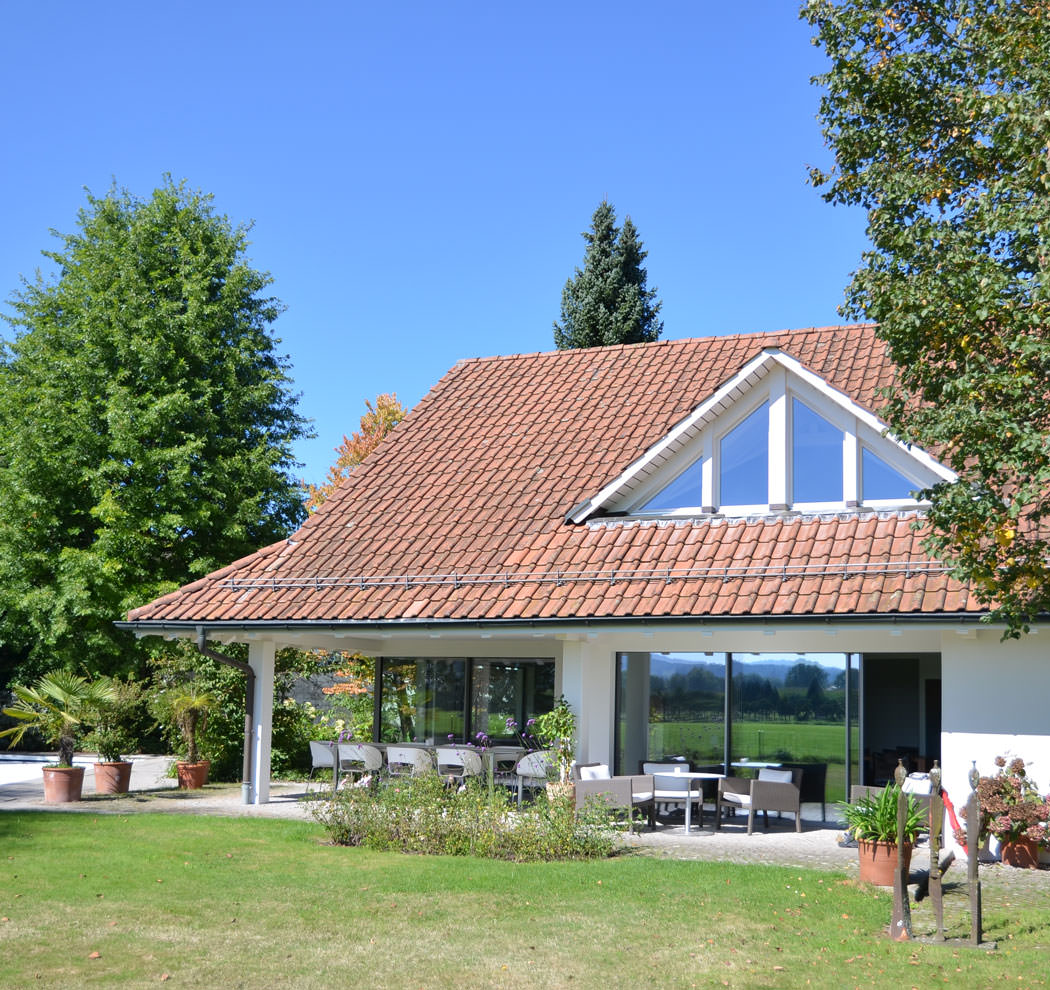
[[308, 772, 621, 861]]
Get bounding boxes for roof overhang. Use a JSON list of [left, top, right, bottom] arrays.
[[116, 611, 997, 641]]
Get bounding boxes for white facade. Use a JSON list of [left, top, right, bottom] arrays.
[[195, 616, 1048, 808]]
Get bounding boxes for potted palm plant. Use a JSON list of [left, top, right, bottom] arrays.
[[151, 683, 215, 789], [840, 784, 925, 885], [0, 671, 116, 803], [86, 678, 144, 794]]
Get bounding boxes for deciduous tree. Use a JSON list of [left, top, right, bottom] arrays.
[[305, 393, 405, 511], [0, 178, 310, 681], [553, 201, 662, 349], [803, 0, 1050, 634]]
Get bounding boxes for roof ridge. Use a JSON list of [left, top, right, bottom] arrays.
[[443, 324, 878, 369]]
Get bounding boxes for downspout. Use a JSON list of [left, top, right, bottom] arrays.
[[195, 627, 255, 804]]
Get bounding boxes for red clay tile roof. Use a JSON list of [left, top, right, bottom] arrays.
[[126, 325, 980, 626]]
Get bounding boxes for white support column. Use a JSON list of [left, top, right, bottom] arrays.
[[843, 428, 859, 506], [768, 369, 788, 509], [248, 639, 276, 804], [701, 431, 714, 512], [559, 639, 615, 767]]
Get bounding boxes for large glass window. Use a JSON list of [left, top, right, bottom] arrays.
[[641, 461, 702, 512], [731, 653, 853, 807], [616, 651, 859, 807], [719, 403, 769, 505], [379, 659, 466, 743], [792, 399, 843, 502], [617, 652, 726, 774], [471, 659, 555, 741], [377, 657, 554, 744]]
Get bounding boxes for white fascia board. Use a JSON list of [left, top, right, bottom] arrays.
[[773, 351, 956, 485], [567, 350, 777, 523], [567, 348, 956, 524]]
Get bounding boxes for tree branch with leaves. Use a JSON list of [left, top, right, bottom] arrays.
[[305, 393, 405, 511], [803, 0, 1050, 634]]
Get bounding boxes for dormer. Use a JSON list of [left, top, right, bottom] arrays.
[[567, 349, 955, 523]]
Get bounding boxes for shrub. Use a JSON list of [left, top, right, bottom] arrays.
[[958, 756, 1050, 847], [85, 676, 148, 761], [310, 773, 619, 861], [148, 643, 323, 780]]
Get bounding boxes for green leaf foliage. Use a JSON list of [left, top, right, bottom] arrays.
[[0, 178, 311, 680], [0, 670, 117, 766], [803, 1, 1050, 635], [553, 201, 663, 349], [148, 641, 322, 780], [840, 783, 925, 843]]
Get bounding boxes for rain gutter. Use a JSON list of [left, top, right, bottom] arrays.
[[116, 612, 998, 638]]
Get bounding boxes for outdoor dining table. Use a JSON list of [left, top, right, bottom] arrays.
[[651, 769, 725, 833], [730, 760, 783, 773]]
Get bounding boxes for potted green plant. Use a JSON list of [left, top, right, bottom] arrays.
[[958, 756, 1050, 868], [840, 784, 925, 885], [0, 671, 116, 803], [86, 678, 144, 794], [150, 683, 215, 789], [533, 696, 577, 800]]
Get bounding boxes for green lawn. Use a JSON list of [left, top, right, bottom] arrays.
[[1, 812, 1047, 989]]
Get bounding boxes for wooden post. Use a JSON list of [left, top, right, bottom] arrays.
[[890, 788, 913, 939], [891, 762, 912, 940], [928, 761, 945, 942], [967, 786, 983, 946]]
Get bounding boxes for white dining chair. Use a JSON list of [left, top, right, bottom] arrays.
[[336, 743, 384, 786], [514, 750, 553, 805], [386, 745, 434, 776], [486, 746, 526, 788], [434, 746, 483, 783], [308, 740, 337, 789], [644, 761, 704, 827]]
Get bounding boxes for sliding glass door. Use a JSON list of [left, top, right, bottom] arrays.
[[617, 651, 859, 805]]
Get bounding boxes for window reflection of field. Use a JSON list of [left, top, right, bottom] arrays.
[[649, 720, 860, 803]]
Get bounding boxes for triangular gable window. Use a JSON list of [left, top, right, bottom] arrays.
[[862, 447, 918, 502], [568, 349, 956, 524], [720, 402, 769, 505], [640, 462, 701, 513], [792, 399, 843, 503]]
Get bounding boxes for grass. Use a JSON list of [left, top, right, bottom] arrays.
[[1, 812, 1049, 989]]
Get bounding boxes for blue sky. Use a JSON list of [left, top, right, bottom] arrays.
[[1, 2, 868, 486]]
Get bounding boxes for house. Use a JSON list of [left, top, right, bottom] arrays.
[[119, 324, 1050, 808]]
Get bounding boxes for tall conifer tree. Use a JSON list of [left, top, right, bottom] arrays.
[[553, 201, 662, 349]]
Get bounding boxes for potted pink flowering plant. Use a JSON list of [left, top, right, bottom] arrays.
[[958, 756, 1050, 868]]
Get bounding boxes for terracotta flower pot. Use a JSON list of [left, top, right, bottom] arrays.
[[857, 839, 912, 886], [1000, 838, 1040, 869], [94, 761, 133, 794], [42, 765, 86, 804], [176, 760, 210, 789]]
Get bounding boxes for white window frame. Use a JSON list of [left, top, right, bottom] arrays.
[[583, 354, 952, 522]]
